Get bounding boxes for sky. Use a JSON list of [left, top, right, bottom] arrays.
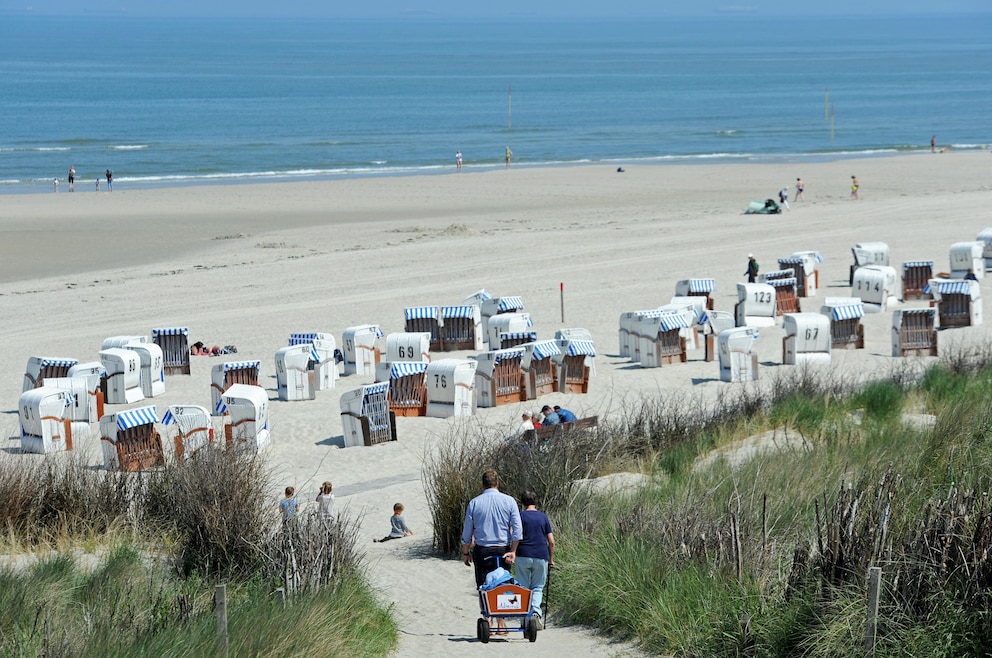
[[3, 0, 990, 19]]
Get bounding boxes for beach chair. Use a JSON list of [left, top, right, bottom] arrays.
[[521, 341, 561, 399], [636, 313, 689, 368], [440, 305, 483, 351], [100, 348, 144, 405], [22, 356, 78, 392], [289, 332, 338, 390], [891, 309, 938, 357], [18, 387, 74, 454], [162, 404, 214, 461], [949, 241, 985, 279], [850, 242, 890, 285], [425, 359, 478, 417], [931, 279, 982, 328], [552, 338, 596, 392], [778, 256, 816, 297], [475, 348, 526, 407], [768, 277, 801, 315], [340, 382, 397, 445], [674, 278, 716, 310], [820, 298, 866, 350], [735, 283, 777, 328], [782, 313, 831, 365], [487, 312, 534, 349], [853, 265, 898, 312], [100, 406, 164, 472], [211, 360, 261, 416], [219, 384, 270, 452], [902, 261, 934, 300], [152, 327, 191, 375], [404, 307, 442, 351], [376, 361, 429, 417], [718, 327, 759, 383]]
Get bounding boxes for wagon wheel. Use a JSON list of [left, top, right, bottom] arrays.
[[477, 617, 490, 644], [526, 616, 538, 642]]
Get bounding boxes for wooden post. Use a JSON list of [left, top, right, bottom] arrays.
[[216, 583, 229, 654], [865, 566, 882, 656], [560, 282, 565, 323]]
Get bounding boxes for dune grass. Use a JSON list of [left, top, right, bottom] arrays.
[[424, 345, 992, 656], [0, 447, 396, 657]]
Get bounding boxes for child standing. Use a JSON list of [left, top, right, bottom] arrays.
[[373, 503, 413, 542], [279, 486, 298, 525], [315, 481, 335, 524]]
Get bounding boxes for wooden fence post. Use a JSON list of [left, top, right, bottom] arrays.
[[216, 583, 229, 654], [865, 566, 882, 656]]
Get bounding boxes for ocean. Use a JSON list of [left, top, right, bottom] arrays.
[[1, 14, 989, 194]]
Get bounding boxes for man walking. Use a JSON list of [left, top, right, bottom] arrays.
[[462, 469, 522, 588]]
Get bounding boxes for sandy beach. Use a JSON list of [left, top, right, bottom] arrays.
[[2, 152, 991, 656]]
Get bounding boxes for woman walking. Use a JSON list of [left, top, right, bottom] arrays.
[[515, 490, 555, 629]]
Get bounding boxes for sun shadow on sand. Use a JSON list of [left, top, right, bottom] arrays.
[[316, 435, 346, 448], [691, 377, 720, 385]]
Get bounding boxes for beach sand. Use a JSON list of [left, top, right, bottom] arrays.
[[2, 152, 991, 656]]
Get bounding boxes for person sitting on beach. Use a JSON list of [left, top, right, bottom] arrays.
[[540, 405, 561, 426], [373, 503, 413, 542], [513, 411, 535, 438], [553, 405, 577, 423]]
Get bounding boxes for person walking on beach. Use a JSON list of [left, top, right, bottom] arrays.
[[515, 490, 555, 630], [505, 146, 512, 169], [455, 150, 463, 172], [795, 177, 805, 201], [462, 469, 522, 588], [778, 187, 790, 211], [106, 169, 113, 192], [53, 178, 59, 193], [745, 254, 759, 283], [68, 166, 75, 192], [850, 175, 859, 200], [315, 481, 335, 525], [95, 177, 100, 192], [931, 135, 937, 153]]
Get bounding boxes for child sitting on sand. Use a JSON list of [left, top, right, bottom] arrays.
[[373, 503, 413, 542]]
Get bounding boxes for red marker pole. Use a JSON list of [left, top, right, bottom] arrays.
[[560, 282, 565, 323]]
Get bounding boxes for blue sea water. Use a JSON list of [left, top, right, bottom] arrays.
[[1, 14, 989, 193]]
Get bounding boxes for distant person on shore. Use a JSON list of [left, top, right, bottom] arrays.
[[778, 187, 790, 211], [373, 502, 413, 542], [280, 486, 298, 525], [315, 481, 335, 524], [95, 178, 100, 192], [745, 254, 759, 283], [851, 175, 859, 200], [106, 169, 113, 192], [456, 150, 463, 172], [795, 177, 805, 201], [53, 178, 58, 193], [931, 135, 937, 153], [505, 146, 512, 169], [68, 166, 75, 192]]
